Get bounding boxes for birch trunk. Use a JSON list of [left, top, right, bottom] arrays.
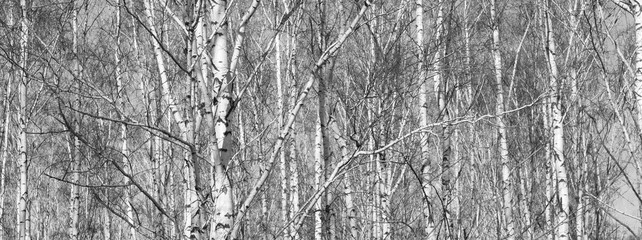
[[543, 105, 553, 240], [329, 96, 358, 239], [313, 77, 326, 240], [17, 0, 29, 238], [545, 1, 570, 238], [0, 5, 12, 237], [314, 3, 332, 238], [115, 5, 137, 239], [288, 139, 300, 240], [287, 25, 300, 240], [209, 1, 235, 238], [490, 0, 514, 238], [566, 0, 585, 238], [103, 208, 111, 240], [152, 55, 164, 238], [69, 3, 81, 239], [0, 74, 10, 240], [275, 30, 290, 239], [434, 1, 453, 237], [463, 1, 479, 237], [417, 0, 436, 237]]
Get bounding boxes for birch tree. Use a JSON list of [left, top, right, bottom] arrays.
[[416, 0, 436, 237], [490, 0, 514, 238], [545, 1, 570, 239], [69, 2, 80, 239], [17, 0, 29, 238]]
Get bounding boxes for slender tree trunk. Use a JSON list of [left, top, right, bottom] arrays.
[[69, 4, 81, 239], [0, 74, 10, 240], [462, 0, 479, 237], [490, 0, 514, 238], [209, 1, 236, 238], [0, 4, 13, 237], [152, 59, 164, 238], [543, 105, 554, 240], [565, 1, 585, 238], [103, 208, 111, 240], [314, 77, 326, 240], [147, 4, 168, 235], [287, 25, 300, 240], [314, 3, 332, 239], [114, 5, 137, 239], [417, 0, 436, 237], [433, 1, 453, 238], [288, 139, 300, 239], [275, 29, 290, 240], [518, 165, 532, 239], [17, 0, 29, 238], [545, 1, 570, 238]]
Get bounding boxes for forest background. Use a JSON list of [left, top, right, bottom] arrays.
[[1, 0, 642, 239]]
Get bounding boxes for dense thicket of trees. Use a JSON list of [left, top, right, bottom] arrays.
[[0, 0, 641, 239]]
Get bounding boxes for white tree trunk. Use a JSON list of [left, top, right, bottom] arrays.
[[275, 30, 290, 240], [0, 74, 10, 240], [314, 81, 326, 240], [209, 1, 235, 238], [0, 10, 13, 239], [417, 0, 436, 238], [545, 1, 570, 238], [70, 4, 80, 237], [288, 140, 300, 240], [286, 27, 300, 240], [490, 0, 515, 238], [434, 1, 453, 238], [114, 5, 136, 239], [103, 208, 111, 240], [17, 0, 29, 238]]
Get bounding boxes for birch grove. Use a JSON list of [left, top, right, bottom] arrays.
[[2, 0, 642, 239]]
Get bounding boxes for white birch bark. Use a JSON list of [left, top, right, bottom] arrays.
[[17, 0, 29, 238], [313, 77, 326, 240], [545, 1, 570, 238], [434, 1, 453, 237], [209, 1, 235, 238], [69, 4, 81, 239], [565, 0, 585, 238], [275, 29, 290, 239], [103, 208, 111, 240], [152, 41, 164, 239], [288, 139, 300, 240], [0, 75, 10, 240], [518, 167, 531, 239], [329, 95, 358, 239], [543, 104, 553, 240], [490, 0, 514, 238], [286, 24, 300, 240], [418, 0, 437, 237], [463, 1, 479, 237], [114, 5, 137, 239]]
